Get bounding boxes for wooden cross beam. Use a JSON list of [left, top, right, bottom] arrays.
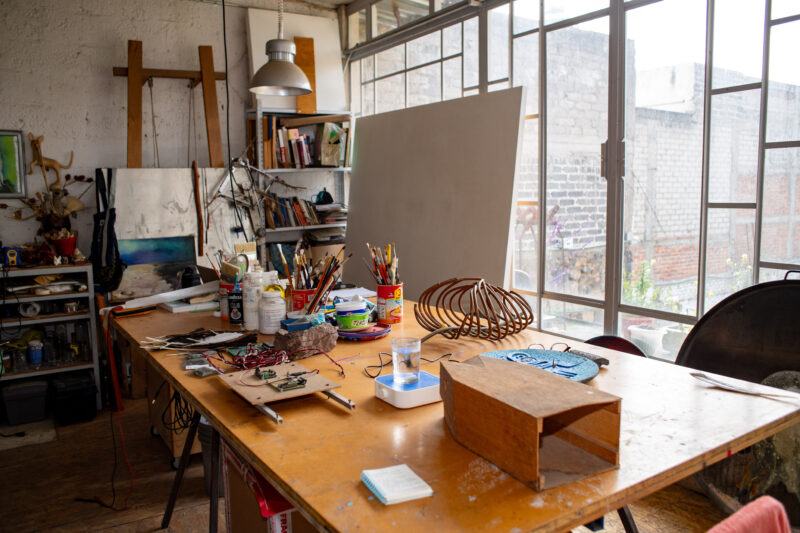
[[114, 40, 226, 168]]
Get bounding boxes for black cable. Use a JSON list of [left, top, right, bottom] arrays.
[[161, 391, 195, 434], [363, 352, 454, 378], [76, 409, 119, 510], [220, 0, 248, 241]]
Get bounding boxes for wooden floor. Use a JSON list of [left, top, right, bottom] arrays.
[[0, 398, 726, 532]]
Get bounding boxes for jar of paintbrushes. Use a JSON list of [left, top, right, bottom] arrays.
[[365, 243, 402, 325]]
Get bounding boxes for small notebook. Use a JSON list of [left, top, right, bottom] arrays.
[[361, 464, 433, 505]]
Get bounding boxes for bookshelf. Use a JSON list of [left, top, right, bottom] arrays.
[[246, 109, 352, 246]]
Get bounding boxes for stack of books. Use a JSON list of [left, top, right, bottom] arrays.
[[263, 193, 324, 229], [274, 122, 350, 169], [315, 203, 348, 225]]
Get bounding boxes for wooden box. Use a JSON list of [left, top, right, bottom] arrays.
[[440, 356, 621, 491]]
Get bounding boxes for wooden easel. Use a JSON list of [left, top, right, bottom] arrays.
[[113, 40, 226, 168]]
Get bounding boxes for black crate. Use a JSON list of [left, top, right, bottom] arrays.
[[51, 372, 97, 425], [1, 380, 48, 425]]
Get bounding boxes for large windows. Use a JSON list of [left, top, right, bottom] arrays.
[[345, 0, 800, 359]]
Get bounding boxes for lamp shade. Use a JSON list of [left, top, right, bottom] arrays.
[[249, 38, 312, 96]]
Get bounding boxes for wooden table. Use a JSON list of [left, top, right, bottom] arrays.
[[112, 304, 800, 532]]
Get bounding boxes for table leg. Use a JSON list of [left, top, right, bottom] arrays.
[[209, 426, 221, 533], [161, 410, 201, 529], [617, 505, 639, 533]]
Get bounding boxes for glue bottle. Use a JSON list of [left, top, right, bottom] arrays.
[[243, 271, 263, 331], [228, 275, 244, 325]]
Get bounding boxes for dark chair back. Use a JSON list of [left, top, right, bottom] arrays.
[[586, 335, 646, 357]]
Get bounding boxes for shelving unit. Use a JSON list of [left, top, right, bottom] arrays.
[[0, 264, 101, 409], [246, 109, 353, 249]]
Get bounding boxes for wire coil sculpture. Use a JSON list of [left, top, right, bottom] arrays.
[[414, 278, 534, 342]]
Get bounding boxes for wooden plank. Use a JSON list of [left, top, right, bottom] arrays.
[[126, 40, 143, 168], [293, 37, 317, 114], [112, 303, 800, 533], [198, 45, 224, 168], [218, 362, 341, 405], [113, 66, 226, 82], [279, 114, 351, 128]]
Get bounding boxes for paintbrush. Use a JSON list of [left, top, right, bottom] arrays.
[[277, 245, 293, 290]]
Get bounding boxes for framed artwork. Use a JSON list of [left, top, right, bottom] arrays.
[[0, 130, 26, 198]]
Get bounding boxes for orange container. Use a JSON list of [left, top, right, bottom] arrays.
[[377, 283, 403, 325], [290, 288, 317, 312]]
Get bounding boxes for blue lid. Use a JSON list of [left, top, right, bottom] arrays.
[[376, 371, 440, 391]]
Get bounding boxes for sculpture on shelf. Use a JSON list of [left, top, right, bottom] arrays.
[[27, 133, 73, 190]]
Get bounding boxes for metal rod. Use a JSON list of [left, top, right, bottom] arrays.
[[753, 0, 773, 285], [256, 404, 285, 424], [710, 82, 762, 95], [162, 410, 201, 529], [322, 390, 357, 409], [696, 0, 716, 318]]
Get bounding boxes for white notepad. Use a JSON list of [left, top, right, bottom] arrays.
[[361, 464, 433, 505]]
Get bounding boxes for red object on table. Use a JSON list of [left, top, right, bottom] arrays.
[[52, 235, 77, 257]]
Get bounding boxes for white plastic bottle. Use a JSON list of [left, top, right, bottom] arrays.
[[243, 271, 263, 331], [259, 290, 286, 334]]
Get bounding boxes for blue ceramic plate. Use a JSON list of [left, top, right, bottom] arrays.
[[480, 349, 599, 383]]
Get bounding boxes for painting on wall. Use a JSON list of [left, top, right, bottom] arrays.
[[0, 130, 26, 199], [111, 235, 197, 302]]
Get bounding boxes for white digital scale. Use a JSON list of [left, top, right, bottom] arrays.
[[374, 371, 442, 409]]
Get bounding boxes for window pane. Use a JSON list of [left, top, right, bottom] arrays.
[[760, 268, 797, 282], [376, 45, 405, 77], [766, 20, 800, 142], [362, 82, 375, 116], [442, 57, 462, 100], [513, 119, 540, 293], [463, 18, 479, 88], [407, 64, 441, 107], [348, 10, 367, 48], [439, 0, 463, 9], [362, 55, 375, 82], [488, 5, 510, 82], [513, 32, 539, 115], [407, 31, 441, 68], [374, 0, 428, 36], [544, 0, 608, 25], [464, 88, 479, 97], [712, 0, 764, 88], [541, 299, 604, 339], [704, 208, 755, 309], [708, 89, 761, 203], [772, 0, 800, 19], [760, 148, 800, 264], [545, 18, 609, 300], [514, 0, 539, 35], [376, 74, 405, 114], [350, 61, 362, 115], [489, 81, 510, 92], [442, 23, 461, 57], [622, 0, 705, 316], [618, 313, 691, 362]]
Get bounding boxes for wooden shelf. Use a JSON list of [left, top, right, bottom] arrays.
[[0, 312, 90, 327], [2, 264, 92, 278], [261, 167, 351, 174], [265, 223, 347, 233], [7, 291, 90, 304], [0, 362, 94, 382]]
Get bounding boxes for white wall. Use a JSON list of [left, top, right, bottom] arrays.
[[0, 0, 335, 252]]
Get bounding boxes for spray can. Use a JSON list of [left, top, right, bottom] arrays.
[[228, 276, 244, 325]]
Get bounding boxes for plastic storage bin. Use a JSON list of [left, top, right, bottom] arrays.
[[2, 380, 48, 425], [51, 373, 97, 425]]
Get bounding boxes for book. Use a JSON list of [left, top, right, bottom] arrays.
[[360, 464, 433, 505]]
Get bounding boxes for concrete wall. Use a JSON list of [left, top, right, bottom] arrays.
[[0, 0, 334, 251]]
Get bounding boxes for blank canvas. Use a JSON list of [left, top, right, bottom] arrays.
[[344, 88, 525, 299]]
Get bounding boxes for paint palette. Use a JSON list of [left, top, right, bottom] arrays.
[[338, 324, 391, 342], [480, 349, 599, 383]]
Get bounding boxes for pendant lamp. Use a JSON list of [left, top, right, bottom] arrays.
[[249, 0, 312, 96]]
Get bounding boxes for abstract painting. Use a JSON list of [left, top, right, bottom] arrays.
[[0, 130, 26, 198], [111, 235, 196, 302]]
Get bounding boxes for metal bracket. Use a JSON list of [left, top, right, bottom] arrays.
[[323, 390, 357, 410], [256, 404, 284, 424]]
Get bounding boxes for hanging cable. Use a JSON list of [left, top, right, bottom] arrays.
[[147, 77, 160, 168], [221, 0, 248, 241]]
